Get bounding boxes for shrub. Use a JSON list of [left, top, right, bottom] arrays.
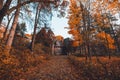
[[68, 56, 120, 80], [0, 41, 49, 79], [34, 43, 44, 54]]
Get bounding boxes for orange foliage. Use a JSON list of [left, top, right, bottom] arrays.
[[25, 34, 31, 37], [67, 0, 83, 47], [55, 35, 64, 41], [72, 41, 79, 47], [69, 56, 120, 80], [68, 29, 79, 35], [25, 34, 32, 39], [96, 31, 116, 49], [96, 31, 106, 39]]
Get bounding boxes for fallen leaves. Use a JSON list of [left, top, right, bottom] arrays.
[[69, 56, 120, 80]]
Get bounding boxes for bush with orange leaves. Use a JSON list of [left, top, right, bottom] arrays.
[[69, 56, 120, 80], [0, 43, 20, 79], [0, 37, 49, 79]]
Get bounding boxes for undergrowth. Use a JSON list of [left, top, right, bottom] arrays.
[[0, 41, 50, 80], [68, 56, 120, 80]]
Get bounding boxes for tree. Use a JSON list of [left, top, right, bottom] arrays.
[[2, 0, 68, 54], [96, 31, 115, 49], [0, 0, 68, 25], [2, 13, 14, 41], [29, 3, 40, 52], [15, 22, 27, 37], [5, 0, 21, 54], [35, 27, 54, 47], [35, 27, 54, 54], [0, 0, 12, 24], [68, 0, 92, 60], [47, 28, 55, 47], [68, 0, 83, 47], [0, 0, 3, 10], [91, 0, 120, 53], [55, 35, 64, 41]]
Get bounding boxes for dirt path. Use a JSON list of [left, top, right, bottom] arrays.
[[25, 56, 79, 80]]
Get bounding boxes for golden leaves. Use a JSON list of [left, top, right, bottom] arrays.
[[96, 31, 106, 39], [108, 44, 116, 49], [107, 1, 117, 10], [55, 35, 64, 41], [68, 29, 78, 35], [72, 41, 79, 47], [96, 31, 116, 49], [91, 0, 119, 17], [67, 0, 83, 47]]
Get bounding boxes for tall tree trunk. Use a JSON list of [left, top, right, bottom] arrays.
[[2, 14, 14, 41], [102, 15, 110, 59], [87, 0, 91, 61], [29, 4, 40, 53], [5, 0, 20, 54], [0, 0, 12, 25], [80, 2, 88, 60], [84, 44, 88, 60], [110, 25, 120, 52], [52, 43, 55, 55], [0, 0, 59, 25], [104, 32, 111, 59], [0, 0, 3, 10]]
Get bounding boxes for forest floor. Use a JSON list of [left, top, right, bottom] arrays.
[[17, 55, 120, 80], [22, 55, 80, 80]]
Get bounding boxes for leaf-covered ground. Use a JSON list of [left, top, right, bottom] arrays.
[[1, 53, 120, 80], [22, 56, 79, 80], [69, 56, 120, 80], [16, 56, 120, 80]]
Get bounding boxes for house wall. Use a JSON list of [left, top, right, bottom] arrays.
[[54, 40, 63, 55]]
